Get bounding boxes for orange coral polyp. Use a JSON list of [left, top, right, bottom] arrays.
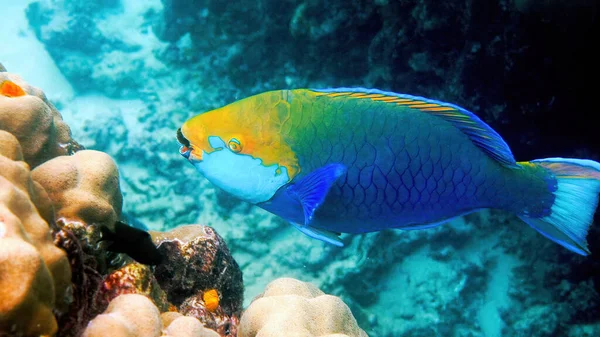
[[0, 80, 26, 97], [203, 289, 219, 312]]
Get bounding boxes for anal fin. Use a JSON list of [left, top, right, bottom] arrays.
[[290, 222, 344, 247]]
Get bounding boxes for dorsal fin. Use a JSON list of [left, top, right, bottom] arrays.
[[311, 87, 518, 168]]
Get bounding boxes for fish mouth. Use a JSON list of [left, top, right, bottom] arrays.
[[177, 127, 193, 159]]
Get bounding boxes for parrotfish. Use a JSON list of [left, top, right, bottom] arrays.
[[177, 88, 600, 255]]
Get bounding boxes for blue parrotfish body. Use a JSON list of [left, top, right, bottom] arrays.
[[177, 88, 600, 255]]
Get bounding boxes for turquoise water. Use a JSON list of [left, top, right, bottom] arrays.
[[1, 1, 598, 336]]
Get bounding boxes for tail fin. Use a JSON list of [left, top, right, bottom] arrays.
[[518, 158, 600, 256]]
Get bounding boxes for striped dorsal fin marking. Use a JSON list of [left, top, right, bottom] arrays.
[[310, 87, 517, 168]]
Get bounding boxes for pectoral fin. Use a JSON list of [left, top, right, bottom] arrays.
[[290, 222, 344, 247], [286, 163, 346, 224]]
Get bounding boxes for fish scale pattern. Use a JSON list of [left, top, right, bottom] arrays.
[[280, 89, 533, 232]]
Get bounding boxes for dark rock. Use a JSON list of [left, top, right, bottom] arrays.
[[52, 221, 103, 337], [179, 292, 239, 337], [151, 225, 244, 315], [93, 262, 171, 313]]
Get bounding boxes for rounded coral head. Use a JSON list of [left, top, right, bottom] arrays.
[[238, 278, 368, 337]]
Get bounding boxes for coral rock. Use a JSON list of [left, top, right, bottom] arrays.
[[0, 72, 81, 168], [203, 289, 220, 312], [95, 262, 171, 313], [179, 292, 238, 337], [151, 225, 243, 337], [52, 219, 104, 337], [0, 131, 72, 336], [238, 278, 368, 337], [32, 149, 123, 231], [82, 294, 162, 337], [32, 149, 123, 283], [0, 63, 5, 72]]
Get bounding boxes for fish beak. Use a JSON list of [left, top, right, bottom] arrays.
[[179, 145, 192, 159], [177, 127, 196, 160]]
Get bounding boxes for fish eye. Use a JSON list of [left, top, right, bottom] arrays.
[[228, 138, 242, 153]]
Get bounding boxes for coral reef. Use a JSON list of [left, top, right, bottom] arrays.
[[5, 0, 597, 336], [82, 282, 366, 337], [51, 218, 104, 336], [0, 69, 249, 337], [32, 149, 123, 232], [162, 314, 220, 337], [94, 262, 171, 312], [30, 146, 126, 336], [81, 294, 162, 337], [238, 277, 367, 337], [25, 0, 167, 98], [49, 222, 245, 337], [151, 225, 243, 336], [82, 294, 223, 337], [0, 72, 81, 168], [0, 129, 71, 335]]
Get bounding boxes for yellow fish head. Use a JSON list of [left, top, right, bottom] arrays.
[[177, 91, 300, 204]]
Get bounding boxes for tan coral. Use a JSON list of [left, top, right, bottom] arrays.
[[161, 312, 185, 328], [0, 238, 56, 336], [82, 294, 221, 337], [31, 149, 123, 232], [163, 315, 221, 337], [82, 294, 163, 337], [0, 131, 72, 336], [0, 71, 81, 168], [238, 278, 368, 337]]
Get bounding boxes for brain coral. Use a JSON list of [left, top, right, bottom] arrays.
[[238, 277, 368, 337]]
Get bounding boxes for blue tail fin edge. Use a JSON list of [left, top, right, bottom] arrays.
[[519, 157, 600, 256]]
